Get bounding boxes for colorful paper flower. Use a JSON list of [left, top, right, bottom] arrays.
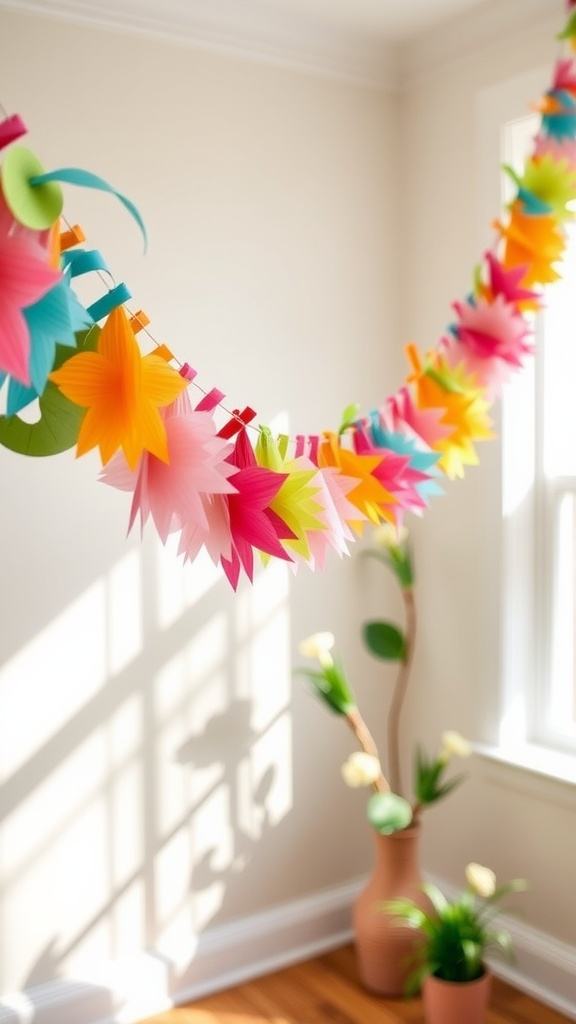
[[318, 432, 399, 529], [49, 304, 188, 468], [352, 422, 429, 521], [100, 392, 238, 542], [494, 200, 566, 285], [0, 188, 61, 385], [1, 272, 93, 415], [445, 294, 533, 395], [408, 349, 494, 480], [480, 251, 541, 312], [181, 428, 294, 589], [254, 427, 327, 565], [304, 466, 364, 570], [514, 153, 576, 220]]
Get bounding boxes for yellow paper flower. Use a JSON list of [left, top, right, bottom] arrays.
[[50, 306, 187, 469], [519, 153, 576, 221], [410, 350, 494, 480], [255, 428, 326, 562], [465, 862, 497, 898]]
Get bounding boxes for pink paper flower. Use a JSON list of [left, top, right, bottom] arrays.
[[448, 294, 533, 395], [100, 392, 238, 542], [0, 189, 60, 384]]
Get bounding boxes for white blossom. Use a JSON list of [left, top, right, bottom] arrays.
[[440, 730, 473, 761], [465, 862, 496, 898], [298, 631, 335, 668], [341, 752, 382, 788], [372, 523, 408, 551]]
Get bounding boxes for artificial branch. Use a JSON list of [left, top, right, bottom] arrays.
[[345, 706, 390, 793], [387, 586, 417, 796]]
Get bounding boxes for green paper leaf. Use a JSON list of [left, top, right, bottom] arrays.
[[558, 8, 576, 40], [338, 402, 360, 435], [0, 327, 99, 456], [363, 620, 405, 661], [367, 791, 412, 834]]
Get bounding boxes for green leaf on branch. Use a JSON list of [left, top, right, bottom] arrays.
[[367, 791, 413, 834], [295, 660, 356, 715], [363, 621, 405, 661], [414, 746, 466, 806]]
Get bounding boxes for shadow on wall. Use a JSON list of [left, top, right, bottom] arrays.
[[0, 535, 293, 993]]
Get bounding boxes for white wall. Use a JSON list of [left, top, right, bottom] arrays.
[[0, 4, 401, 1005], [0, 3, 575, 1020]]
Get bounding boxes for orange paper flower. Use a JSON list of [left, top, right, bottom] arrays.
[[50, 305, 187, 468]]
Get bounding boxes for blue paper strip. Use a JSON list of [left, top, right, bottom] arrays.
[[30, 167, 147, 250], [87, 283, 132, 322]]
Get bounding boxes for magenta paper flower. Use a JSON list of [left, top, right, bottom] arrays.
[[552, 57, 576, 95], [483, 251, 540, 309], [216, 429, 295, 589], [0, 189, 61, 384], [384, 385, 452, 453], [100, 392, 238, 541], [352, 422, 429, 523], [449, 294, 533, 395]]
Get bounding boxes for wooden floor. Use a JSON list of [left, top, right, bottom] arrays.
[[142, 944, 572, 1024]]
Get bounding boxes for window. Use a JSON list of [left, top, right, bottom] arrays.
[[499, 113, 576, 778]]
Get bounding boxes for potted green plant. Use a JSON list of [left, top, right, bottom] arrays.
[[386, 862, 528, 1024], [296, 524, 472, 995]]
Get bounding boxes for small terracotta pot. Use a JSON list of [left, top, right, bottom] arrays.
[[423, 969, 491, 1024]]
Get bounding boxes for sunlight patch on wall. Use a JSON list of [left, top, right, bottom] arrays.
[[0, 583, 107, 781], [155, 537, 224, 630], [107, 550, 143, 675]]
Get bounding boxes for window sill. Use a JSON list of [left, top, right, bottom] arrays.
[[475, 742, 576, 803]]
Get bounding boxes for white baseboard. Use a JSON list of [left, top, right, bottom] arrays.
[[0, 876, 574, 1024]]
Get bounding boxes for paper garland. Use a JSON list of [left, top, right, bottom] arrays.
[[2, 7, 576, 589]]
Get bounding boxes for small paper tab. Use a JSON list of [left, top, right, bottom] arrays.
[[217, 406, 257, 439], [129, 311, 150, 334], [0, 114, 27, 152], [59, 224, 86, 251], [179, 363, 198, 381], [308, 435, 320, 464], [154, 344, 174, 362], [195, 388, 225, 412]]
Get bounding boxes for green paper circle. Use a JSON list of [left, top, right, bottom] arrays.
[[0, 328, 99, 457], [1, 145, 63, 230]]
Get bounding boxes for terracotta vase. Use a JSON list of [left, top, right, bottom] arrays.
[[352, 823, 427, 996], [423, 970, 491, 1024]]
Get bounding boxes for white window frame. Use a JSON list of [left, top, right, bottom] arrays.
[[477, 71, 576, 785]]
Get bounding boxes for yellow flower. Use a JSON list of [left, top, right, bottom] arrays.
[[341, 752, 382, 788], [440, 730, 473, 761], [298, 631, 335, 668], [465, 862, 496, 898]]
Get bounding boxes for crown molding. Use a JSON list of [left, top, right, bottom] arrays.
[[399, 0, 563, 89], [0, 0, 401, 91], [0, 0, 565, 91]]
